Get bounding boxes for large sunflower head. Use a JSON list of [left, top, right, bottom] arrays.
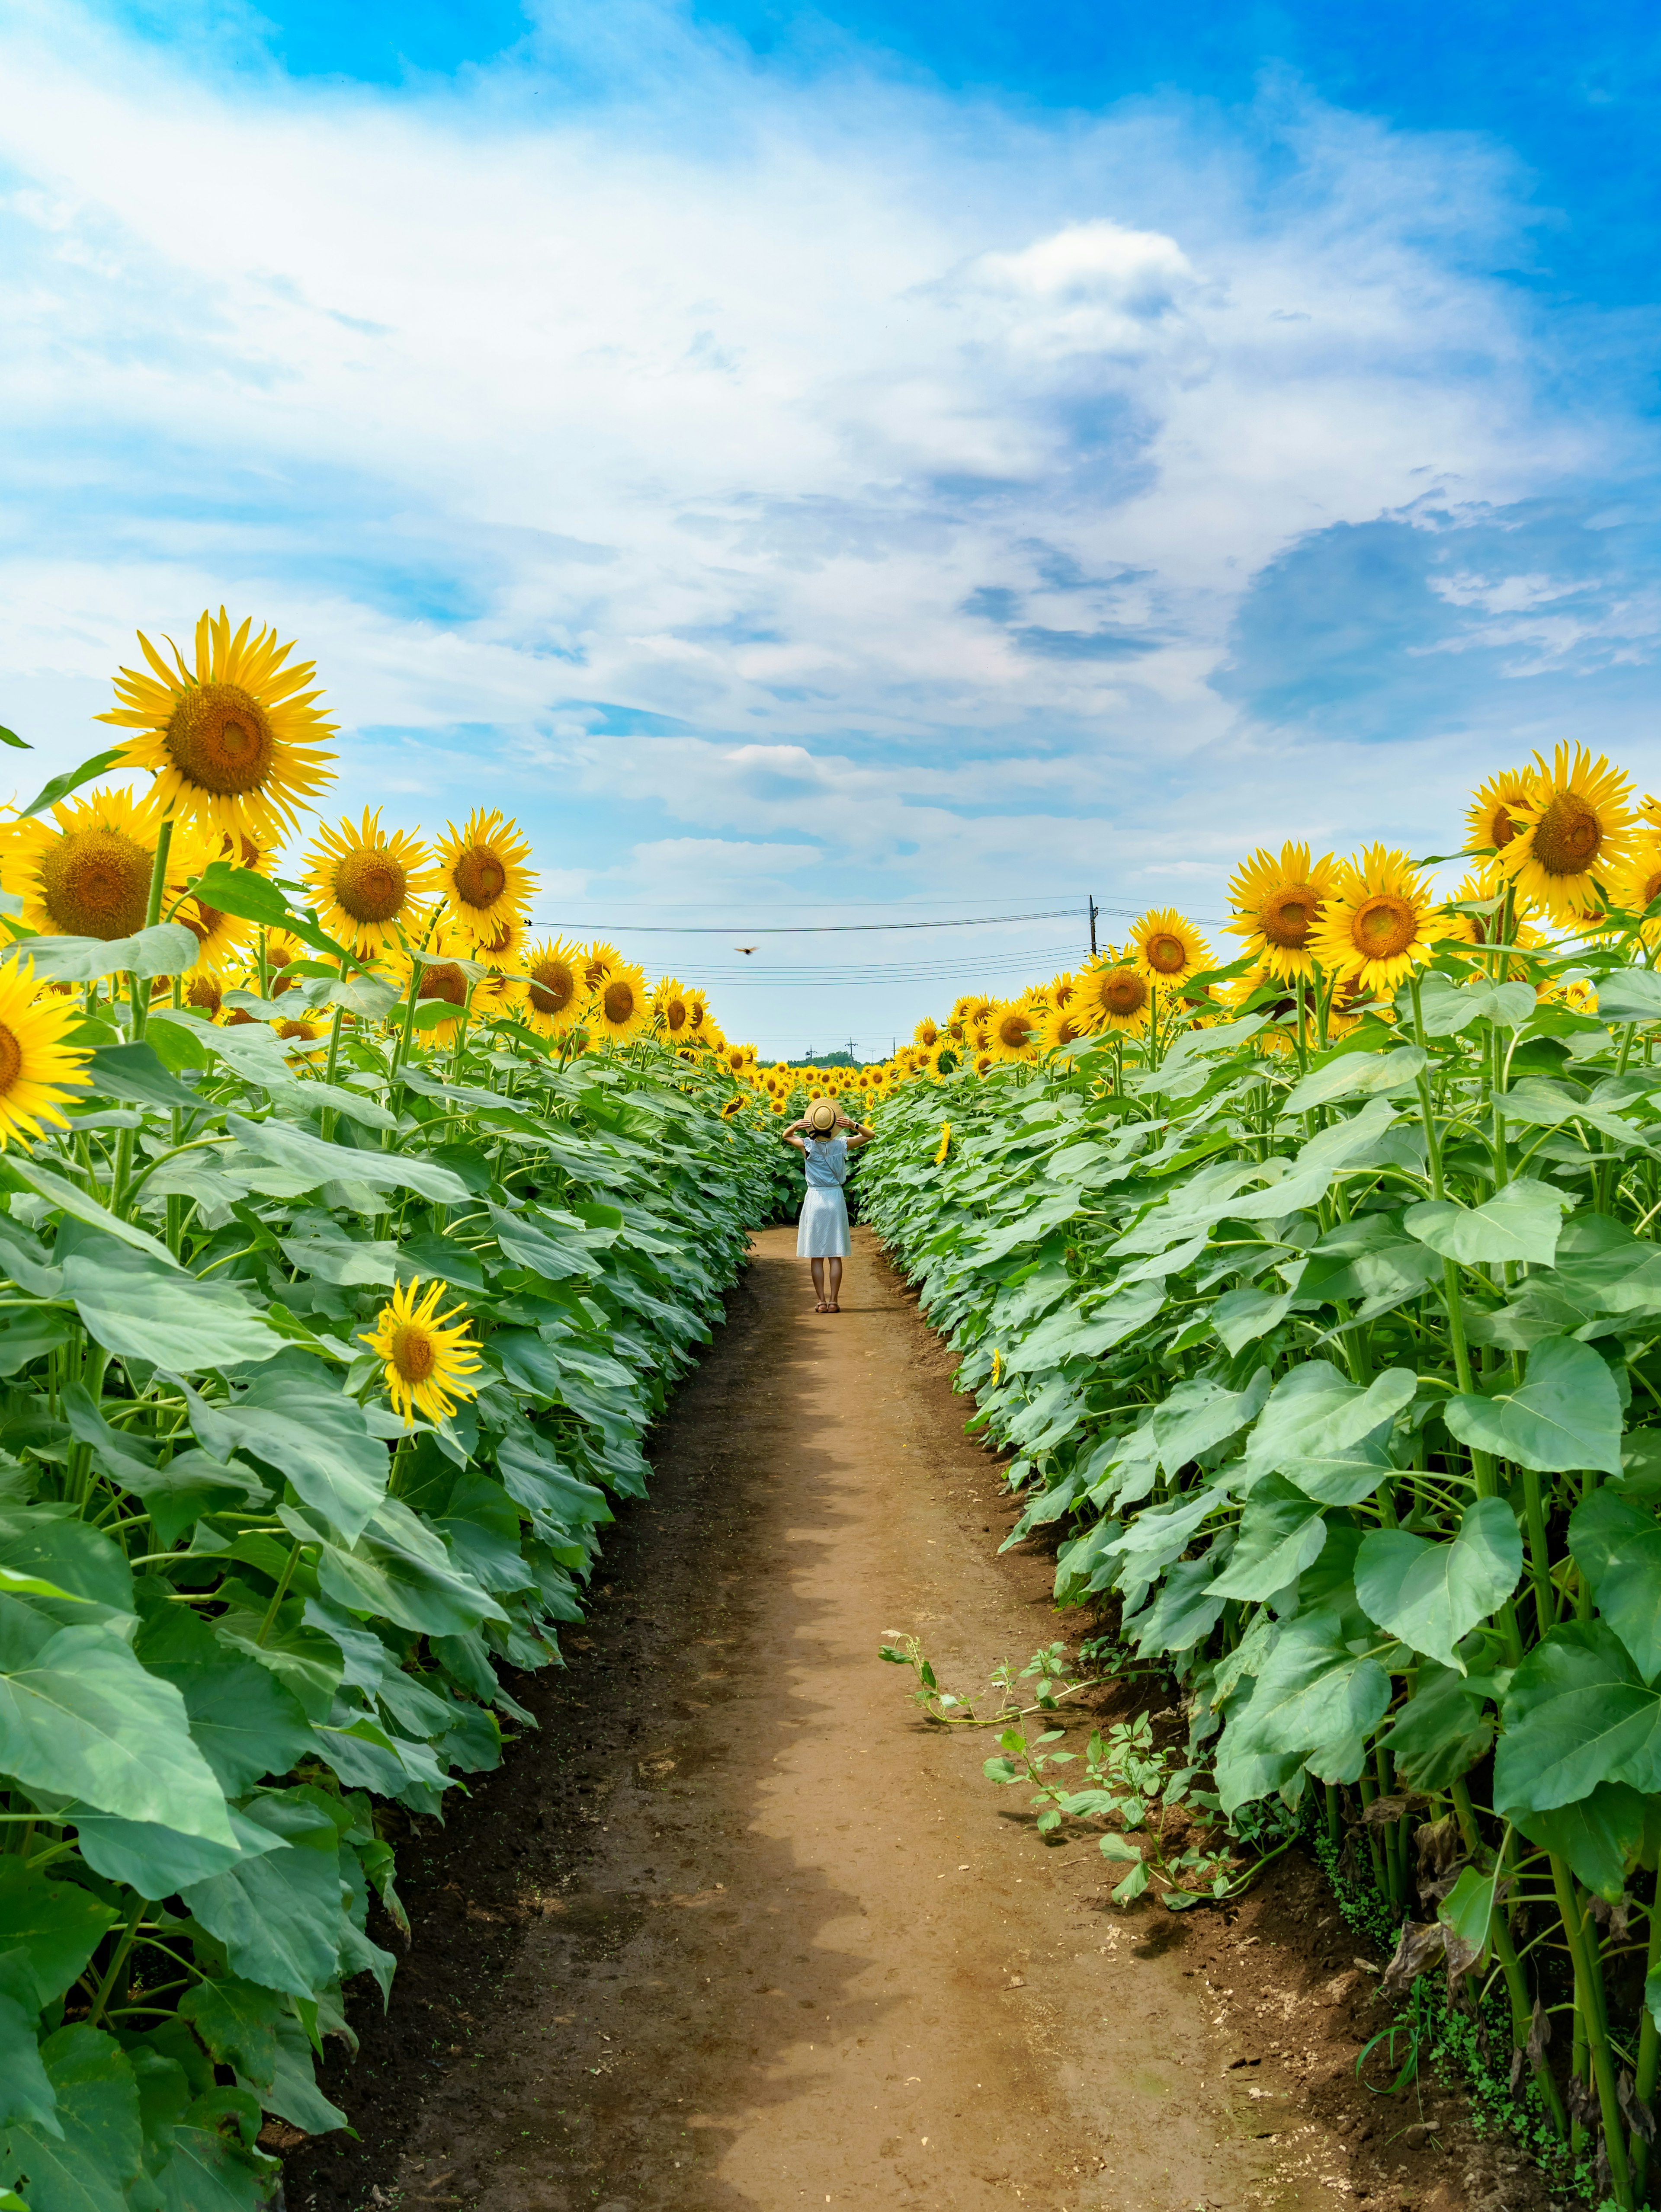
[[1, 787, 189, 948], [0, 960, 91, 1144], [1610, 838, 1661, 941], [1226, 843, 1337, 982], [519, 937, 586, 1038], [435, 809, 536, 950], [1075, 960, 1151, 1034], [1464, 768, 1541, 876], [359, 1276, 484, 1428], [1498, 746, 1635, 923], [986, 999, 1042, 1062], [1049, 972, 1077, 1010], [685, 988, 711, 1035], [305, 810, 434, 957], [1130, 907, 1211, 989], [97, 607, 336, 842], [1039, 999, 1092, 1053], [1309, 845, 1453, 993], [590, 960, 650, 1045], [914, 1015, 942, 1050], [653, 976, 692, 1040]]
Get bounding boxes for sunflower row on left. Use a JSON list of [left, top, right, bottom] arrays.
[[0, 611, 792, 2212]]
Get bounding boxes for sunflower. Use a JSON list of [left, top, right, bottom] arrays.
[[971, 1050, 997, 1079], [1075, 961, 1151, 1034], [97, 607, 336, 844], [985, 1000, 1042, 1062], [0, 961, 91, 1144], [914, 1015, 942, 1050], [1226, 844, 1337, 982], [360, 1277, 484, 1428], [391, 926, 478, 1047], [272, 1015, 327, 1060], [685, 988, 712, 1037], [240, 928, 308, 999], [1039, 1000, 1093, 1053], [589, 959, 650, 1045], [1442, 869, 1543, 955], [929, 1040, 964, 1078], [1130, 908, 1211, 989], [1310, 846, 1453, 994], [1464, 768, 1540, 872], [1049, 972, 1078, 1010], [435, 809, 535, 951], [185, 972, 228, 1021], [2, 787, 191, 945], [1498, 746, 1636, 923], [1324, 972, 1393, 1040], [515, 938, 585, 1039], [653, 976, 693, 1043], [305, 810, 434, 957], [581, 940, 624, 992]]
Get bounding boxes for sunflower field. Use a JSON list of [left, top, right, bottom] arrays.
[[0, 611, 790, 2212], [856, 754, 1661, 2209]]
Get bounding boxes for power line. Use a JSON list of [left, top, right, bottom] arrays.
[[536, 907, 1085, 936]]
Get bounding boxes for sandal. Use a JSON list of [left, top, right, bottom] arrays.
[[814, 1300, 830, 1313], [828, 1301, 840, 1312]]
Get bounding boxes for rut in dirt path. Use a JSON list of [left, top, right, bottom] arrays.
[[294, 1226, 1350, 2212]]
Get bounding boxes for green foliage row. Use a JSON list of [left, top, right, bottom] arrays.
[[0, 916, 789, 2212], [859, 960, 1661, 2209]]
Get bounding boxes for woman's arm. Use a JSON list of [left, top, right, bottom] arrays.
[[845, 1124, 874, 1147]]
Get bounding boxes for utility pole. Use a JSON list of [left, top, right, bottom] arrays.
[[1088, 896, 1099, 960]]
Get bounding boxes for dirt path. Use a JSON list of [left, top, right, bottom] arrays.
[[291, 1228, 1440, 2212]]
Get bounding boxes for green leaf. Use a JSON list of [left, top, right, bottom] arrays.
[[1279, 1045, 1427, 1118], [0, 1859, 120, 2008], [65, 1803, 280, 1895], [84, 1042, 206, 1114], [2, 922, 200, 983], [1206, 1476, 1327, 1601], [0, 726, 29, 751], [58, 1229, 278, 1372], [178, 1977, 284, 2090], [1353, 1498, 1523, 1671], [279, 1232, 399, 1288], [1596, 969, 1661, 1025], [225, 1111, 469, 1204], [1444, 1335, 1623, 1475], [0, 1991, 60, 2132], [1243, 1360, 1415, 1504], [0, 1157, 179, 1268], [1513, 1780, 1648, 1902], [134, 1605, 314, 1795], [1569, 1488, 1661, 1682], [1215, 1606, 1392, 1803], [180, 1793, 347, 2002], [317, 1530, 507, 1639], [264, 2010, 347, 2134], [182, 1371, 388, 1546], [0, 1505, 133, 1612], [1377, 1662, 1494, 1791], [1437, 1861, 1499, 1968], [1494, 1620, 1661, 1815], [185, 862, 359, 970], [0, 1620, 233, 1843], [7, 2026, 143, 2212], [18, 747, 131, 819], [1404, 1180, 1571, 1268], [151, 2122, 277, 2212]]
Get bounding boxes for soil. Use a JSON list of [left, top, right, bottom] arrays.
[[286, 1226, 1555, 2212]]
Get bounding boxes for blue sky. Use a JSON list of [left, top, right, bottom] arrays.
[[1, 0, 1657, 1052]]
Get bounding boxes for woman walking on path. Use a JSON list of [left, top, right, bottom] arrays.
[[783, 1098, 872, 1312]]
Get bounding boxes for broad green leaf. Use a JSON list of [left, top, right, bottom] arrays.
[[85, 1042, 205, 1114], [18, 746, 131, 818], [151, 1012, 301, 1092], [1437, 1861, 1499, 1967], [0, 1156, 179, 1267], [1444, 1335, 1623, 1475], [264, 2010, 348, 2134], [1278, 1045, 1427, 1118], [66, 1802, 284, 1895], [182, 1371, 388, 1546], [58, 1230, 278, 1372], [1513, 1780, 1648, 1902], [0, 1989, 58, 2132], [1209, 1283, 1295, 1354], [0, 922, 199, 983], [225, 1111, 469, 1204], [1353, 1498, 1522, 1670], [1130, 1555, 1225, 1656], [1412, 974, 1536, 1035], [279, 1233, 400, 1287], [180, 1794, 346, 2001], [135, 1604, 314, 1794], [0, 1505, 132, 1612], [1569, 1487, 1661, 1681], [151, 2123, 278, 2212], [1242, 1360, 1415, 1504], [0, 1618, 232, 1842], [317, 1532, 507, 1639], [1494, 1619, 1661, 1814], [1150, 1369, 1270, 1476], [178, 1978, 284, 2089], [1404, 1179, 1570, 1268], [6, 2026, 142, 2212], [1206, 1477, 1326, 1601], [1596, 968, 1661, 1024], [1215, 1605, 1392, 1801], [0, 1859, 119, 2007], [185, 861, 359, 970], [1378, 1662, 1494, 1791]]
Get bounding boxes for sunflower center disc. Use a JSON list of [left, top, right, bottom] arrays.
[[335, 851, 407, 925], [164, 682, 277, 795], [1492, 803, 1523, 848], [1146, 935, 1185, 973], [1263, 891, 1314, 948], [1353, 893, 1417, 959], [1644, 871, 1661, 909], [276, 1020, 312, 1041], [999, 1016, 1029, 1048], [0, 1023, 21, 1093], [39, 828, 152, 940], [189, 978, 222, 1016], [391, 1323, 436, 1383], [664, 1000, 687, 1031], [419, 963, 468, 1007], [453, 849, 506, 907], [529, 961, 574, 1016], [1534, 791, 1602, 875], [1106, 976, 1146, 1016]]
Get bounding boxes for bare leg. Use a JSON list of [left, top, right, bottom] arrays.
[[810, 1258, 827, 1309], [827, 1257, 843, 1309]]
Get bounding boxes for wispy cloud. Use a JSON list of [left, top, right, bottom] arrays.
[[0, 1, 1655, 1047]]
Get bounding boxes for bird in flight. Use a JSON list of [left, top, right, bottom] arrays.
[[734, 945, 758, 954]]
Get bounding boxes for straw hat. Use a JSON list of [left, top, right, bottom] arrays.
[[806, 1100, 838, 1133]]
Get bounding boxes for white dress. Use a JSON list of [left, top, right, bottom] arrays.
[[796, 1133, 852, 1257]]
